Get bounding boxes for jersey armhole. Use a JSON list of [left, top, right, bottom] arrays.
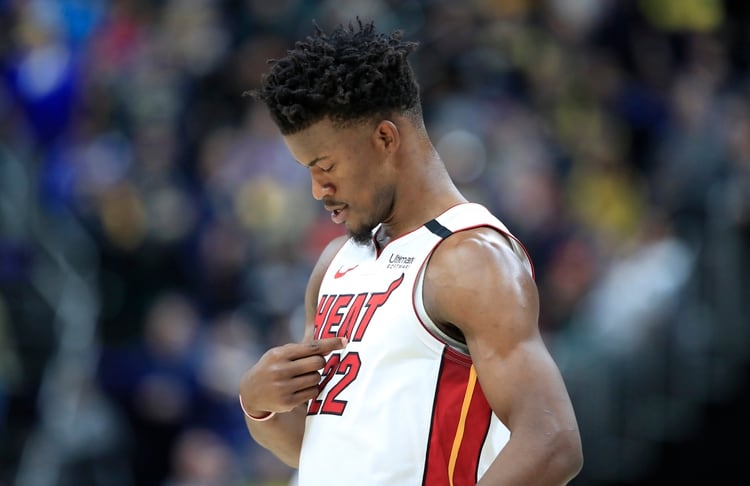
[[411, 222, 534, 355], [413, 254, 471, 355]]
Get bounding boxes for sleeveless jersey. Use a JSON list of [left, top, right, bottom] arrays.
[[297, 202, 534, 486]]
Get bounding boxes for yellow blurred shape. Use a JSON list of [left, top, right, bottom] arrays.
[[639, 0, 724, 32]]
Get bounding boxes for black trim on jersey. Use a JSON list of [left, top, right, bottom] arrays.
[[425, 219, 452, 239]]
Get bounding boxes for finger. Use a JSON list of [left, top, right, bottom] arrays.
[[288, 371, 323, 391], [265, 374, 322, 412], [291, 384, 324, 405], [289, 337, 348, 360], [287, 355, 328, 375]]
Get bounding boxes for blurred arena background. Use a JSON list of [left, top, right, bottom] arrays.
[[1, 0, 749, 485]]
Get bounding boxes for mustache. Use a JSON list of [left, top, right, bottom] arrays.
[[323, 198, 345, 207]]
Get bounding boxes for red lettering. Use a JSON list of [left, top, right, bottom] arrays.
[[352, 274, 404, 341], [315, 274, 404, 342], [309, 275, 404, 417], [308, 352, 361, 416], [338, 293, 366, 340], [308, 354, 340, 415], [319, 294, 353, 339], [314, 295, 336, 339]]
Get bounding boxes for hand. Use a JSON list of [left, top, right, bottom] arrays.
[[239, 337, 347, 417]]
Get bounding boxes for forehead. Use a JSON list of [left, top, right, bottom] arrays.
[[282, 118, 372, 164]]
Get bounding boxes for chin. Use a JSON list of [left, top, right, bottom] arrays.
[[348, 224, 375, 246]]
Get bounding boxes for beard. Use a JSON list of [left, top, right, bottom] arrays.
[[347, 185, 395, 246]]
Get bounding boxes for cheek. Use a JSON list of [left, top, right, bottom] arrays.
[[340, 147, 388, 199], [353, 155, 386, 186], [368, 183, 396, 218], [354, 172, 384, 205]]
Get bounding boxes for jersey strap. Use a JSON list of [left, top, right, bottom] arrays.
[[425, 219, 453, 239]]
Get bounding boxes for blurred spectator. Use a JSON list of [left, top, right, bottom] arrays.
[[97, 291, 202, 486], [163, 427, 239, 486]]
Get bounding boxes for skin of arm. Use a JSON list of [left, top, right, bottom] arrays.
[[423, 227, 584, 485], [239, 235, 348, 467]]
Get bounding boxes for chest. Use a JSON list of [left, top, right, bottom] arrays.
[[316, 235, 434, 336]]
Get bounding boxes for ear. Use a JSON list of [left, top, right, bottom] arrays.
[[372, 120, 400, 156]]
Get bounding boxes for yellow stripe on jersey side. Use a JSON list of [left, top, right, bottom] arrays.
[[448, 365, 478, 486]]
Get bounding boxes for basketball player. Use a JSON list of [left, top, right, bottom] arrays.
[[238, 19, 583, 485]]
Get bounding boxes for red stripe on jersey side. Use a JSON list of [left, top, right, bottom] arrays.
[[422, 348, 493, 486]]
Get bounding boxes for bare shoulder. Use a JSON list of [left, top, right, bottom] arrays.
[[302, 235, 349, 339], [312, 235, 350, 278], [423, 227, 538, 344], [425, 226, 535, 297], [306, 234, 348, 299]]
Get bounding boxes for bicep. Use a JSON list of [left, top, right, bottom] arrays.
[[461, 257, 567, 430]]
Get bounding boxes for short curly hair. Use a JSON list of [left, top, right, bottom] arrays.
[[246, 19, 422, 135]]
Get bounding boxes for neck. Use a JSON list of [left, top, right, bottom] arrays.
[[379, 147, 466, 243]]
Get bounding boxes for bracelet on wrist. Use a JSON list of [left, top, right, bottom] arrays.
[[239, 394, 276, 422]]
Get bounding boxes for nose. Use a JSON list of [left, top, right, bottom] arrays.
[[310, 171, 334, 201]]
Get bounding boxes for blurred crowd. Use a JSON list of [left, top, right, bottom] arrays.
[[1, 0, 749, 485]]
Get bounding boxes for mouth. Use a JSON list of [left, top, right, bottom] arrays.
[[326, 204, 348, 224]]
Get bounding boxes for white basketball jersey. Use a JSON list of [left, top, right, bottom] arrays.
[[297, 203, 533, 486]]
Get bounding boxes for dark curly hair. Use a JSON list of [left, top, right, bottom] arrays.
[[246, 19, 422, 135]]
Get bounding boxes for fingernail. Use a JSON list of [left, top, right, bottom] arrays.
[[341, 337, 348, 347]]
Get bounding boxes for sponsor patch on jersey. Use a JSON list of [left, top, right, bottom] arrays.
[[386, 253, 415, 270]]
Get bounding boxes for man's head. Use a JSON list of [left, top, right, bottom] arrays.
[[247, 20, 431, 245], [247, 19, 422, 135]]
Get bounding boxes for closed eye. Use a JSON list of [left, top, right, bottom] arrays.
[[319, 164, 334, 173]]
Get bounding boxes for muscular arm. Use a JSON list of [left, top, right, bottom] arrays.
[[424, 228, 583, 485], [239, 235, 348, 467]]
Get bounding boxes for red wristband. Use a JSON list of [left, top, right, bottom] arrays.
[[239, 394, 276, 422]]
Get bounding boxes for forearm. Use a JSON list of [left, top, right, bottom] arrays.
[[245, 404, 308, 467], [477, 430, 583, 486]]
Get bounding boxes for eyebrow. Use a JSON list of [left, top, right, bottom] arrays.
[[304, 155, 329, 168]]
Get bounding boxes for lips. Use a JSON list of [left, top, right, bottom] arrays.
[[326, 204, 348, 224]]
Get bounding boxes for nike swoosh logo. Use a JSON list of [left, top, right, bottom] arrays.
[[334, 265, 359, 279]]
